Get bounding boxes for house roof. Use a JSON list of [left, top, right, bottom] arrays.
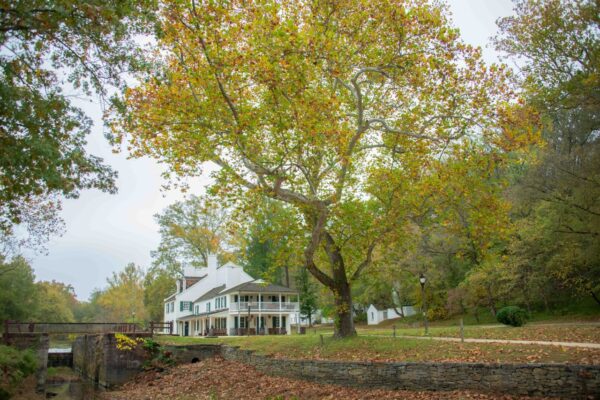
[[193, 285, 226, 303], [220, 280, 298, 295], [164, 293, 176, 302], [178, 309, 228, 320]]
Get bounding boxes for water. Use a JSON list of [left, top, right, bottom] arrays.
[[48, 347, 72, 353], [45, 381, 103, 400]]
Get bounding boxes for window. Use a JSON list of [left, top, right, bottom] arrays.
[[371, 312, 374, 320], [214, 296, 227, 309], [165, 304, 169, 314], [206, 302, 211, 312], [180, 301, 192, 312], [195, 305, 199, 315]]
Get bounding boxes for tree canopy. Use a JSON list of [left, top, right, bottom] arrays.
[[0, 0, 157, 248], [112, 0, 536, 337]]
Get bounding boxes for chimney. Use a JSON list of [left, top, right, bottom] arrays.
[[207, 253, 218, 277], [226, 264, 240, 288], [176, 279, 181, 293]]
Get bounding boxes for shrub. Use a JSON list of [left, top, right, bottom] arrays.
[[353, 311, 367, 324], [496, 306, 528, 327], [0, 345, 37, 399], [426, 306, 448, 321]]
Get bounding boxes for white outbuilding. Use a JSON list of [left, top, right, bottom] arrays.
[[367, 304, 416, 325]]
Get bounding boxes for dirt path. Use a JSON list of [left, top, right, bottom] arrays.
[[396, 335, 600, 349]]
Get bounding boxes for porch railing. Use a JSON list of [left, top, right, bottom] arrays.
[[230, 302, 298, 312], [229, 327, 287, 336]]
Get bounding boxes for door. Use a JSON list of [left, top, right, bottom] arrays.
[[184, 321, 189, 336]]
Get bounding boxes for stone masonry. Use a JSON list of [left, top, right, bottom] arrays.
[[220, 345, 600, 399], [72, 333, 151, 388]]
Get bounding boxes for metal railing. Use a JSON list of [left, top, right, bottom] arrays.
[[3, 321, 142, 335], [229, 302, 299, 312], [149, 321, 173, 335]]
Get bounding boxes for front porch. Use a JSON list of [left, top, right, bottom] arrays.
[[180, 312, 293, 337]]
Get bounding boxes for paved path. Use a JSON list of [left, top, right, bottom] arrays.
[[396, 335, 600, 349]]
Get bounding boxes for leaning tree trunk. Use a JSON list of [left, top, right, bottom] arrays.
[[303, 221, 357, 338], [333, 279, 356, 338], [331, 255, 356, 338]]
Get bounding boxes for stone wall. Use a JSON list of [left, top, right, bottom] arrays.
[[72, 333, 151, 389], [48, 351, 73, 368], [164, 344, 221, 364], [4, 333, 49, 392], [220, 346, 600, 399]]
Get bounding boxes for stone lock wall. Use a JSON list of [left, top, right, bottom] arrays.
[[72, 333, 151, 388], [220, 346, 600, 399], [48, 351, 73, 368]]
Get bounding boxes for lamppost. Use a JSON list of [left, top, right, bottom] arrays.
[[419, 273, 429, 335]]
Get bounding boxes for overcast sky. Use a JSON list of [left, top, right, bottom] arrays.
[[26, 0, 516, 301]]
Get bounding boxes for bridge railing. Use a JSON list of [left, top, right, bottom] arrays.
[[149, 321, 173, 335], [3, 321, 142, 335]]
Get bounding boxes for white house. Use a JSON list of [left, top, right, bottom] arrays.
[[164, 254, 300, 336], [367, 304, 416, 325]]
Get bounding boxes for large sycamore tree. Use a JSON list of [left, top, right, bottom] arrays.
[[112, 0, 534, 337]]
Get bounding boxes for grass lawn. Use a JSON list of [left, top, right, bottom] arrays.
[[356, 323, 600, 343], [156, 332, 600, 365]]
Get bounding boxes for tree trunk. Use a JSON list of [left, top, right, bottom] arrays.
[[333, 279, 356, 338], [486, 286, 496, 316], [591, 290, 600, 307], [284, 265, 290, 288]]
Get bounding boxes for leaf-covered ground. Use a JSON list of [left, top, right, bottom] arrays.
[[103, 358, 549, 400]]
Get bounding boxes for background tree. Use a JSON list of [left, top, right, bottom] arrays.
[[496, 0, 600, 306], [33, 281, 76, 322], [153, 195, 231, 269], [144, 266, 176, 322], [295, 268, 318, 327], [144, 195, 233, 320], [0, 0, 157, 247], [0, 256, 37, 321], [113, 0, 535, 337], [239, 197, 302, 286], [73, 289, 106, 323], [97, 262, 147, 323]]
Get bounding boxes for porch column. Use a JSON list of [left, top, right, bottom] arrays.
[[258, 293, 262, 335], [237, 291, 241, 335], [279, 293, 282, 334]]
